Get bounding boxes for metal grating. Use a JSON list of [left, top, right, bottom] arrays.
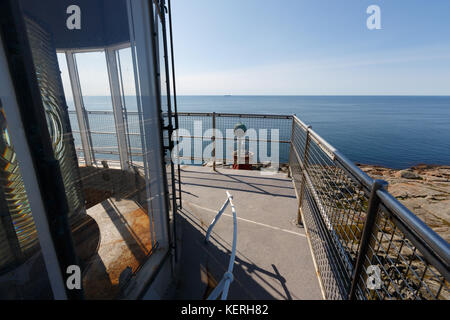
[[289, 115, 450, 300], [352, 203, 449, 300]]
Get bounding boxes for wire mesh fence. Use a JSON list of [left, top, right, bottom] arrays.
[[289, 115, 450, 300], [69, 111, 293, 166], [177, 112, 292, 164], [353, 203, 449, 300]]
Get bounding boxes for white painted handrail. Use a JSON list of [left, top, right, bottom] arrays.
[[205, 191, 237, 300]]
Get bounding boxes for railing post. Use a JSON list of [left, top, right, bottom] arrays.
[[287, 116, 294, 178], [348, 179, 388, 300], [105, 48, 131, 171], [212, 112, 216, 171], [297, 125, 311, 225], [65, 52, 94, 166]]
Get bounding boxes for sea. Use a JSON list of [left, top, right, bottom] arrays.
[[68, 95, 450, 169]]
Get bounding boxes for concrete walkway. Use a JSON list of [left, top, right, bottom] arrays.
[[173, 165, 322, 300]]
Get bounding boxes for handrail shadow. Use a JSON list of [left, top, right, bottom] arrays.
[[174, 207, 297, 300]]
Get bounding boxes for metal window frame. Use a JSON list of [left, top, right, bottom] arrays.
[[65, 51, 95, 165], [127, 0, 170, 250], [105, 47, 131, 170], [65, 46, 133, 169], [156, 0, 178, 262], [167, 0, 182, 209], [119, 0, 174, 299]]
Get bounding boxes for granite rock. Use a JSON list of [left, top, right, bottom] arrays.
[[358, 164, 450, 243]]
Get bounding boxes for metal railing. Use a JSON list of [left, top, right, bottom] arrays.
[[177, 112, 292, 168], [68, 110, 292, 167], [205, 191, 237, 300], [289, 115, 450, 300], [68, 110, 144, 165]]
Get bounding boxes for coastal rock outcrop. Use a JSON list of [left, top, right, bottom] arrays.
[[357, 164, 450, 243]]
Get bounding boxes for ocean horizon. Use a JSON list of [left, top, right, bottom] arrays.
[[67, 95, 450, 169]]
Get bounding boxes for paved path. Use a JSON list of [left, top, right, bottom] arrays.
[[173, 165, 322, 300]]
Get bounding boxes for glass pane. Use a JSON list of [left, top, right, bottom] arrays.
[[117, 48, 138, 108], [57, 53, 75, 110], [117, 48, 142, 164], [156, 12, 170, 129], [0, 100, 54, 299], [15, 0, 164, 300], [75, 51, 113, 112], [75, 51, 117, 166]]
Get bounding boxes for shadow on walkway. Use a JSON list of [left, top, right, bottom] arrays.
[[174, 207, 295, 300]]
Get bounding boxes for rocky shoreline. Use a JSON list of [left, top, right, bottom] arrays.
[[357, 164, 450, 242]]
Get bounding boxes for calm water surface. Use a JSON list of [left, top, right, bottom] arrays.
[[70, 96, 450, 169]]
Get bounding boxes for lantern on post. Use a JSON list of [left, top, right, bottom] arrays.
[[232, 122, 253, 170]]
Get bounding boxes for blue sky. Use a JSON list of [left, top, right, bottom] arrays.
[[171, 0, 450, 95]]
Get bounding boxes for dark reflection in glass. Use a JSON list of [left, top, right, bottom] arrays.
[[0, 102, 54, 299]]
